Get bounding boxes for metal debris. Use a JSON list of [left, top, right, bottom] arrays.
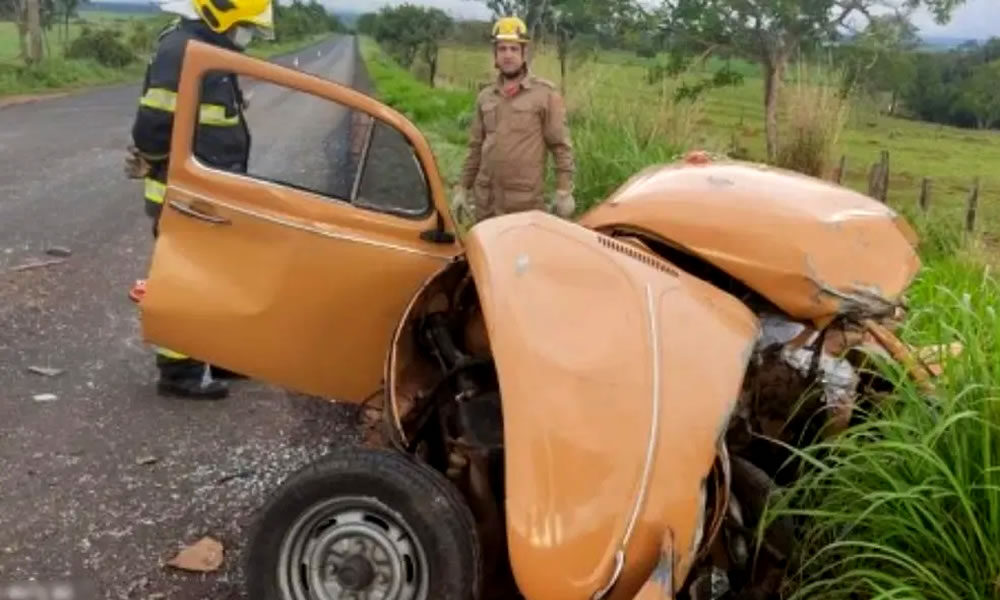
[[166, 536, 224, 573], [136, 456, 158, 466], [27, 366, 64, 377], [32, 393, 58, 402], [10, 258, 66, 272], [45, 246, 72, 258]]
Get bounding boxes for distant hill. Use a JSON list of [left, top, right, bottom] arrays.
[[81, 1, 162, 14], [919, 35, 984, 51], [334, 11, 361, 26]]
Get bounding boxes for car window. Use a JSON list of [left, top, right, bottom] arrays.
[[192, 73, 431, 218]]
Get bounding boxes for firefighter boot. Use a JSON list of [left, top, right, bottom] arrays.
[[156, 355, 229, 400], [210, 365, 249, 380]]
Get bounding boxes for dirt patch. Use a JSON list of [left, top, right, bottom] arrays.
[[0, 92, 70, 110]]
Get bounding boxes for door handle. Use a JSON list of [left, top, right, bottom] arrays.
[[168, 200, 231, 225]]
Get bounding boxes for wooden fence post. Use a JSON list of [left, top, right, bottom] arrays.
[[867, 162, 881, 199], [919, 177, 931, 213], [833, 154, 846, 184], [879, 150, 890, 203], [867, 151, 890, 202], [966, 177, 980, 233]]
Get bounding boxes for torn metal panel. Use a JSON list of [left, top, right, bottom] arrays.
[[578, 160, 922, 322]]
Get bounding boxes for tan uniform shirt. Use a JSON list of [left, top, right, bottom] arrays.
[[460, 73, 575, 221]]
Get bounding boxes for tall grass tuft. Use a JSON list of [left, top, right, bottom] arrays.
[[775, 61, 851, 178], [764, 250, 1000, 600]]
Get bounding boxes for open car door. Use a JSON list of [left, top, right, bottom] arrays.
[[140, 39, 461, 402]]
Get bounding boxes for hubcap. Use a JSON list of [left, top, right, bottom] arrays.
[[278, 497, 428, 600], [337, 555, 376, 590]]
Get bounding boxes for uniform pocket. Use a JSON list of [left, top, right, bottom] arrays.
[[509, 106, 537, 132], [482, 104, 498, 133]]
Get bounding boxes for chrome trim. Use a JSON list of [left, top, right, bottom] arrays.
[[591, 551, 624, 600], [592, 283, 662, 600], [172, 185, 454, 261], [169, 200, 231, 225]]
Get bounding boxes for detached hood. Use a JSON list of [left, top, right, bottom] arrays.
[[465, 211, 759, 598], [579, 159, 922, 322]]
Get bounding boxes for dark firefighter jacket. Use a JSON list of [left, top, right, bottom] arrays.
[[131, 18, 250, 217]]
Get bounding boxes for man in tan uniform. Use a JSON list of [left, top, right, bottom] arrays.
[[456, 16, 576, 223]]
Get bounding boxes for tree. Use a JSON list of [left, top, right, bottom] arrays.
[[356, 12, 377, 35], [479, 0, 550, 39], [549, 0, 593, 92], [838, 14, 919, 114], [661, 0, 965, 162], [373, 4, 429, 68], [419, 8, 454, 87], [960, 60, 1000, 129], [55, 0, 79, 44], [372, 4, 453, 83], [25, 0, 43, 64]]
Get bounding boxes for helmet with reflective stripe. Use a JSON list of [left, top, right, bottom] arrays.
[[492, 16, 529, 43], [190, 0, 274, 39]]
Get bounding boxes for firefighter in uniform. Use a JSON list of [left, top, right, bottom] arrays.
[[124, 0, 273, 399], [455, 16, 576, 224]]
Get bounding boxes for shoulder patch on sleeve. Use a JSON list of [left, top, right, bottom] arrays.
[[531, 76, 557, 90]]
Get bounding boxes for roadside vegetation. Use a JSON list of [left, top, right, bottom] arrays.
[[361, 0, 1000, 596], [0, 2, 342, 97]]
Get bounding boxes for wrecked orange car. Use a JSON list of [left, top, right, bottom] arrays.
[[137, 40, 935, 600]]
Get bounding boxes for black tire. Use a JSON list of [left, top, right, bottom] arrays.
[[245, 446, 482, 600]]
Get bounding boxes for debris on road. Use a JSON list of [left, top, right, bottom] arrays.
[[27, 366, 64, 377], [166, 536, 224, 573], [215, 469, 253, 485], [10, 258, 66, 272], [32, 393, 58, 402], [136, 455, 159, 466], [45, 246, 72, 258]]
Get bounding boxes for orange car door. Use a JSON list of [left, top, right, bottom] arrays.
[[140, 40, 461, 403]]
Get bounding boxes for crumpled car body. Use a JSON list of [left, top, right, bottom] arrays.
[[138, 41, 933, 599]]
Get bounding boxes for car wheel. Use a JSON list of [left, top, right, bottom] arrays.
[[245, 446, 482, 600]]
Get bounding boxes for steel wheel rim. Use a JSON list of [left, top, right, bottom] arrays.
[[277, 496, 429, 600]]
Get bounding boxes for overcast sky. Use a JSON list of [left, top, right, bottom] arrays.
[[270, 0, 1000, 40]]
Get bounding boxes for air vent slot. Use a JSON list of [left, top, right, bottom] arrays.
[[598, 235, 679, 277]]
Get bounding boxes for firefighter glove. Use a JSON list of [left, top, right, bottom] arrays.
[[452, 185, 473, 224], [554, 189, 575, 219], [124, 145, 153, 179]]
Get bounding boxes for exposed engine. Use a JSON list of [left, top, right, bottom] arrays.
[[377, 264, 521, 597]]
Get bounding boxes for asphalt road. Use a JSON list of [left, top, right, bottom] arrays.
[[0, 35, 366, 599]]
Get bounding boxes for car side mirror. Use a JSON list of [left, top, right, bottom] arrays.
[[421, 212, 456, 244]]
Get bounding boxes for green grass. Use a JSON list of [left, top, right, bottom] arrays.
[[763, 256, 1000, 599], [365, 38, 1000, 598]]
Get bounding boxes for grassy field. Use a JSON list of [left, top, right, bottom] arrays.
[[0, 11, 334, 97], [362, 38, 1000, 598], [434, 45, 1000, 242], [0, 10, 156, 64]]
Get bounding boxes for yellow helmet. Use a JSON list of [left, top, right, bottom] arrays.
[[191, 0, 274, 38], [492, 16, 529, 43]]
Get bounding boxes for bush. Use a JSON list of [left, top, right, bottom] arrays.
[[0, 57, 133, 95], [127, 20, 154, 54], [66, 26, 134, 68], [775, 62, 850, 177]]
